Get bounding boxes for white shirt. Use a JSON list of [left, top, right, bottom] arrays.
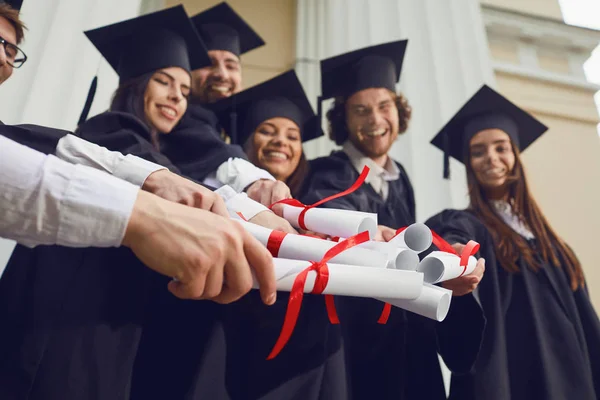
[[491, 200, 535, 239], [203, 157, 276, 193], [342, 141, 401, 201], [57, 134, 269, 219], [0, 135, 139, 248]]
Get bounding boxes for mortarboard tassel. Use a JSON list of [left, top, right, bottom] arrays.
[[77, 76, 97, 127], [443, 132, 450, 179], [316, 95, 323, 137]]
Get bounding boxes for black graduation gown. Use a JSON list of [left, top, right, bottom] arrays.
[[426, 209, 600, 400], [0, 112, 216, 400], [159, 103, 248, 183], [302, 151, 484, 400]]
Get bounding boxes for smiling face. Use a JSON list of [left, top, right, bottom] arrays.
[[190, 50, 242, 103], [247, 117, 302, 182], [345, 88, 399, 164], [469, 128, 516, 199], [143, 67, 190, 134], [0, 15, 17, 85]]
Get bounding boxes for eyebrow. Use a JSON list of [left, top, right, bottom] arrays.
[[156, 70, 190, 91], [470, 139, 510, 148]]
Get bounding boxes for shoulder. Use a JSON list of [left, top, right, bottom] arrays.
[[78, 111, 150, 137]]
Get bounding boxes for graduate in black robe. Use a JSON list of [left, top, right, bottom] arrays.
[[159, 2, 265, 184], [0, 7, 218, 400], [425, 84, 600, 400], [183, 69, 350, 400], [301, 41, 485, 400]]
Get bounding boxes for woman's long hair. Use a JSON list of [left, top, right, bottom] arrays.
[[467, 141, 584, 290], [110, 72, 161, 149]]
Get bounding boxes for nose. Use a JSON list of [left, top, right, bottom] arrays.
[[0, 45, 7, 67], [270, 132, 286, 146], [211, 61, 228, 80], [168, 86, 184, 104]]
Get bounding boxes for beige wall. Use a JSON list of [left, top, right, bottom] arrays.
[[480, 0, 564, 20], [167, 0, 297, 89], [496, 72, 600, 308]]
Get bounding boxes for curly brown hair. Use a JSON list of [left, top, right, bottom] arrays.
[[0, 4, 26, 45], [326, 90, 412, 146]]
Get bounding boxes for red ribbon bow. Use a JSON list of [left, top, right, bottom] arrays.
[[267, 231, 371, 360], [270, 166, 370, 230], [377, 226, 480, 324]]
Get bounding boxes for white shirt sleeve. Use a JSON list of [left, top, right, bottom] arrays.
[[55, 134, 166, 187], [215, 157, 275, 193], [215, 184, 270, 221], [0, 136, 139, 248]]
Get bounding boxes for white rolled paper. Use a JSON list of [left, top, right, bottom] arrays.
[[418, 251, 477, 284], [253, 258, 423, 300], [388, 222, 433, 253], [339, 239, 420, 271], [377, 283, 452, 321], [281, 204, 378, 239], [237, 221, 389, 269]]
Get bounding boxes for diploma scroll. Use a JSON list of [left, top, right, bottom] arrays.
[[388, 223, 433, 253], [253, 258, 424, 300], [377, 283, 452, 321], [238, 220, 389, 269], [281, 205, 378, 239], [418, 251, 477, 283]]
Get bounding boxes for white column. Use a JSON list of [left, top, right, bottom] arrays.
[[295, 0, 496, 221]]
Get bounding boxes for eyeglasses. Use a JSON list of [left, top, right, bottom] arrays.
[[0, 36, 27, 68]]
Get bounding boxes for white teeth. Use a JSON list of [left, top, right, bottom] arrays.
[[485, 168, 504, 176], [211, 85, 230, 93], [266, 151, 288, 160], [159, 106, 176, 117], [364, 128, 386, 137]]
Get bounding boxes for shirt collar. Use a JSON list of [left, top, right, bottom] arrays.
[[342, 141, 400, 193]]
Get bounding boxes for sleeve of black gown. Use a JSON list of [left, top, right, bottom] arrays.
[[159, 117, 248, 183], [574, 281, 600, 395], [427, 209, 513, 394], [299, 157, 367, 211], [0, 124, 72, 155]]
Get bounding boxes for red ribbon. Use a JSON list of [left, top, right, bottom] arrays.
[[267, 230, 288, 257], [377, 226, 481, 322], [267, 231, 370, 360], [270, 166, 370, 230], [236, 211, 248, 221]]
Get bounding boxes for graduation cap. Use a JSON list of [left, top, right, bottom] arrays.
[[320, 40, 408, 100], [190, 2, 265, 57], [77, 5, 210, 125], [0, 0, 23, 11], [430, 84, 548, 179], [211, 70, 321, 146]]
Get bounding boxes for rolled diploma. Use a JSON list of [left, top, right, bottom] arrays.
[[418, 251, 477, 284], [253, 258, 423, 300], [388, 222, 433, 253], [238, 220, 389, 269], [339, 239, 420, 271], [377, 283, 452, 321], [281, 205, 378, 239]]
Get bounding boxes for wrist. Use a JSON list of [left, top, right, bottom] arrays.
[[122, 191, 163, 248]]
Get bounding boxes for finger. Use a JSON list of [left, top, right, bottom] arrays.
[[270, 182, 291, 204], [168, 279, 206, 300], [382, 228, 396, 242], [214, 241, 254, 304], [260, 184, 273, 207], [199, 263, 224, 299], [270, 203, 284, 217], [241, 229, 276, 305], [452, 243, 466, 253], [210, 196, 230, 217]]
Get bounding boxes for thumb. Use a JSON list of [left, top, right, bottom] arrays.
[[451, 242, 466, 254]]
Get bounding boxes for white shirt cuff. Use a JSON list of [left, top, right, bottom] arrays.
[[56, 134, 166, 187], [215, 157, 275, 193], [215, 185, 270, 221]]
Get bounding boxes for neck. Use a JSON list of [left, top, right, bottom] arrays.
[[370, 154, 388, 168], [485, 185, 509, 202]]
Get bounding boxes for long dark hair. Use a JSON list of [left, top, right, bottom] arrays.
[[467, 141, 584, 290], [110, 72, 161, 149]]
